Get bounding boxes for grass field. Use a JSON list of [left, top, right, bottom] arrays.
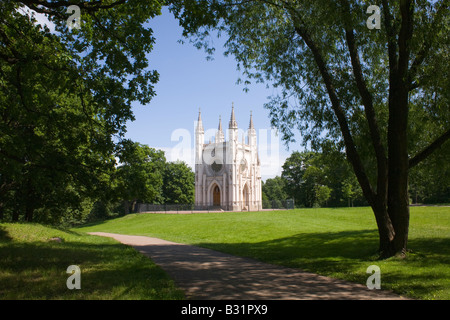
[[77, 206, 450, 300], [1, 206, 448, 300], [0, 223, 184, 299]]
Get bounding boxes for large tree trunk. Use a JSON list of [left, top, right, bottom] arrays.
[[379, 0, 413, 258], [371, 201, 395, 257], [385, 78, 411, 257], [292, 1, 418, 259], [370, 172, 410, 259]]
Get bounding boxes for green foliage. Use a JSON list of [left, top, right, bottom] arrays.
[[314, 185, 332, 207], [162, 161, 195, 204], [262, 176, 287, 201], [115, 141, 166, 213], [114, 144, 195, 212], [170, 0, 449, 151], [409, 147, 450, 204], [169, 1, 450, 256], [0, 1, 164, 223], [281, 151, 315, 207], [281, 150, 365, 207], [280, 147, 447, 208], [341, 174, 363, 207]]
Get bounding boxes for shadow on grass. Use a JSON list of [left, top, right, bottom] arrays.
[[199, 229, 380, 272], [3, 225, 447, 300], [0, 240, 183, 299], [72, 216, 124, 230], [195, 230, 450, 299], [198, 228, 450, 262], [0, 225, 12, 242]]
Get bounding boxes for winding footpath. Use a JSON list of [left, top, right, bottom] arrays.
[[88, 232, 409, 300]]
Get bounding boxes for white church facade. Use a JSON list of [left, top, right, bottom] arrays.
[[195, 105, 262, 211]]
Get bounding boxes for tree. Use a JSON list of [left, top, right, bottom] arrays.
[[169, 0, 450, 258], [341, 175, 363, 207], [314, 185, 332, 207], [116, 141, 166, 214], [282, 150, 339, 207], [408, 101, 450, 204], [162, 161, 195, 204], [262, 176, 288, 201], [0, 1, 162, 222], [281, 151, 315, 207], [262, 176, 288, 208], [408, 147, 450, 204], [281, 149, 364, 207]]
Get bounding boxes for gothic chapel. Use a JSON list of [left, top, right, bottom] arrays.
[[195, 104, 262, 211]]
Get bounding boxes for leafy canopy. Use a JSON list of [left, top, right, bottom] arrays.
[[0, 0, 163, 222]]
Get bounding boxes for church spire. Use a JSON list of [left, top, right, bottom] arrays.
[[218, 115, 223, 132], [249, 110, 254, 129], [229, 102, 238, 129], [195, 108, 204, 166], [248, 110, 256, 146], [216, 115, 224, 143], [196, 108, 204, 133]]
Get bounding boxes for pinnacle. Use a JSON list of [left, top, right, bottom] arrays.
[[229, 102, 238, 129], [218, 115, 223, 132], [249, 110, 254, 130], [196, 108, 204, 132]]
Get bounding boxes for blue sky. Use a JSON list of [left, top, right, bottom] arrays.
[[124, 8, 304, 179], [28, 6, 303, 180]]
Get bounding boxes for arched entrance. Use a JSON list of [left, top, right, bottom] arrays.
[[213, 185, 221, 206], [242, 184, 249, 210]]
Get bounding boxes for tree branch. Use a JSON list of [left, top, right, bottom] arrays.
[[19, 0, 128, 19], [19, 0, 127, 11], [408, 1, 448, 90], [381, 0, 398, 74], [409, 128, 450, 168], [398, 0, 414, 79], [340, 0, 387, 200], [288, 10, 376, 205], [0, 23, 21, 62]]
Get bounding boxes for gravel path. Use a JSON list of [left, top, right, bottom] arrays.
[[88, 232, 408, 300]]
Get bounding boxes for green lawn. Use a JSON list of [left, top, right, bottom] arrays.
[[0, 223, 184, 300], [77, 206, 450, 300]]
